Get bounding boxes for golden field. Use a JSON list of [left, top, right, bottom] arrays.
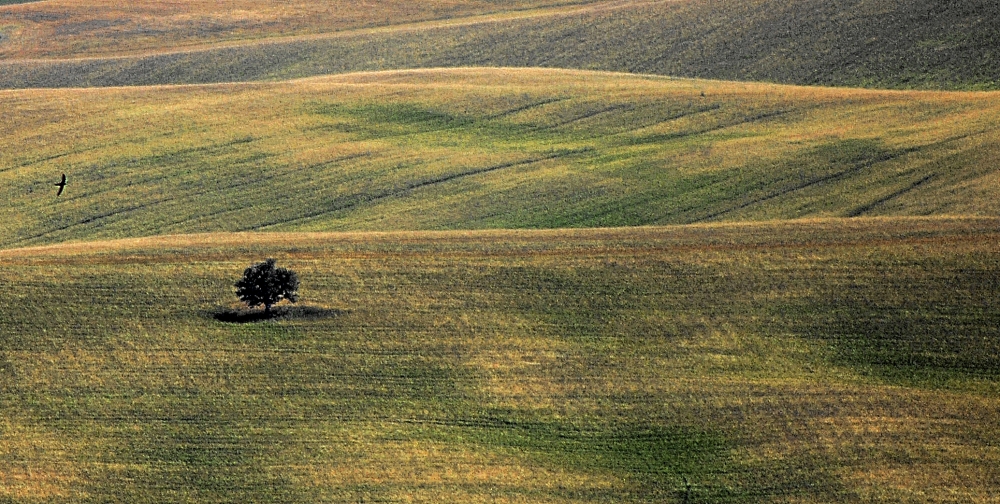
[[2, 0, 998, 90], [1, 68, 1000, 248], [0, 0, 602, 59], [2, 0, 1000, 501], [1, 219, 999, 502]]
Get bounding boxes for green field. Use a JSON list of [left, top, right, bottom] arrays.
[[2, 68, 1000, 248], [2, 219, 999, 502], [3, 0, 1000, 501]]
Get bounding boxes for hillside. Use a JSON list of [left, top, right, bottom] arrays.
[[2, 0, 999, 89], [3, 0, 1000, 501], [0, 0, 599, 59], [2, 219, 999, 502], [1, 68, 999, 247]]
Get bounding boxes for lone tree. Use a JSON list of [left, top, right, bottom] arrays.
[[235, 258, 299, 315]]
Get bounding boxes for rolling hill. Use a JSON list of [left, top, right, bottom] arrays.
[[3, 0, 1000, 502], [1, 0, 999, 90], [1, 67, 999, 247], [0, 0, 603, 59]]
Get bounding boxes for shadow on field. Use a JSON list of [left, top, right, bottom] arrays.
[[211, 305, 344, 323]]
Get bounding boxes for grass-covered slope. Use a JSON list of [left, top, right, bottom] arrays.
[[1, 68, 999, 247], [1, 219, 999, 503], [2, 0, 998, 89], [0, 0, 597, 59]]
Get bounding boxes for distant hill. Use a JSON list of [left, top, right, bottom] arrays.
[[0, 0, 595, 59], [1, 0, 998, 89]]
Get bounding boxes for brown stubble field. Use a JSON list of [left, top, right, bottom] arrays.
[[2, 0, 998, 90], [1, 218, 999, 502], [0, 0, 607, 59]]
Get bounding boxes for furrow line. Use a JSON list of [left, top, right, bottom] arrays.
[[253, 149, 590, 230], [846, 174, 936, 217]]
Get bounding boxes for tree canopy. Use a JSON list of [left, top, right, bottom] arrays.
[[234, 258, 299, 314]]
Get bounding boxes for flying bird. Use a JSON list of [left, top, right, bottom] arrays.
[[54, 173, 67, 196]]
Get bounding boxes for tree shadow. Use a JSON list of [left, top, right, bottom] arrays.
[[211, 305, 344, 324]]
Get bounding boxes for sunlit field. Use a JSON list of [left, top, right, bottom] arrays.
[[3, 0, 1000, 500], [0, 0, 600, 59], [2, 68, 1000, 249], [1, 218, 999, 502], [2, 0, 998, 90]]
